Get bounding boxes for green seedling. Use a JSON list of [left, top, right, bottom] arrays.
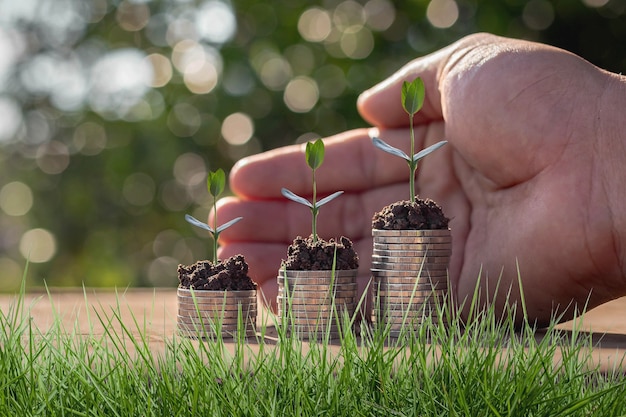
[[185, 168, 242, 262], [371, 77, 447, 202], [281, 138, 343, 244]]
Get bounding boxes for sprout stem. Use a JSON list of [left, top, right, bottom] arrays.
[[312, 167, 318, 243], [409, 114, 416, 202], [212, 198, 219, 262]]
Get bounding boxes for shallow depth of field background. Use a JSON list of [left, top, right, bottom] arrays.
[[0, 0, 624, 290]]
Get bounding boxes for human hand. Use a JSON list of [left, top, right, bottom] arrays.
[[214, 33, 626, 324]]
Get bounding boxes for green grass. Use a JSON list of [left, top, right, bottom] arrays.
[[1, 278, 625, 416]]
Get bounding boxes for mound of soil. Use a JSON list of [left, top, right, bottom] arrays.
[[372, 198, 449, 230], [282, 235, 359, 270], [178, 254, 257, 291]]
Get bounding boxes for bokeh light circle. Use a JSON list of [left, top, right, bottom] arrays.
[[0, 181, 33, 216], [222, 112, 254, 145], [19, 228, 57, 263], [284, 76, 319, 113]]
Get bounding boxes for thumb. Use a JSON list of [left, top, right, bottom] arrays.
[[356, 48, 448, 128], [356, 33, 497, 128]]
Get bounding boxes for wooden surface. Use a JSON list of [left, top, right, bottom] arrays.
[[1, 288, 625, 372]]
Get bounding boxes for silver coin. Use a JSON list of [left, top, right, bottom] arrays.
[[371, 268, 449, 277], [278, 310, 356, 321], [374, 235, 451, 243], [178, 307, 256, 318], [371, 276, 447, 286], [373, 314, 441, 323], [371, 253, 451, 262], [277, 282, 358, 293], [372, 279, 447, 289], [372, 320, 441, 330], [277, 288, 356, 298], [372, 243, 452, 257], [276, 296, 356, 306], [374, 306, 443, 317], [373, 237, 452, 245], [373, 241, 452, 250], [177, 316, 256, 327], [374, 292, 447, 301], [177, 310, 256, 321], [277, 269, 358, 278], [373, 286, 446, 296], [176, 300, 257, 310], [280, 319, 343, 329], [375, 300, 446, 310], [371, 255, 450, 263], [277, 276, 356, 285], [276, 297, 357, 306], [371, 261, 449, 271], [279, 303, 356, 313], [371, 272, 449, 281], [373, 307, 445, 317], [285, 329, 344, 339], [177, 313, 256, 323], [177, 324, 256, 336], [372, 229, 451, 237], [281, 312, 351, 322], [374, 302, 445, 312], [176, 298, 256, 307], [277, 299, 356, 308], [372, 253, 450, 263], [177, 288, 256, 298], [374, 289, 447, 298]]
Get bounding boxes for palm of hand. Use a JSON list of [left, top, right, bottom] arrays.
[[409, 40, 619, 323]]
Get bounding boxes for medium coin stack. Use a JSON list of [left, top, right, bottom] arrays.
[[277, 269, 358, 339], [371, 229, 451, 334], [177, 288, 257, 339]]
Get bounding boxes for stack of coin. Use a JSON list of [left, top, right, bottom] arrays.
[[371, 229, 451, 334], [277, 269, 358, 339], [177, 288, 257, 339]]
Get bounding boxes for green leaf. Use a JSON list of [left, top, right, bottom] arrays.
[[412, 140, 448, 163], [207, 169, 226, 197], [185, 214, 215, 233], [305, 139, 325, 170], [216, 216, 243, 233], [372, 136, 410, 161], [316, 191, 343, 208], [281, 188, 314, 208], [401, 77, 425, 116]]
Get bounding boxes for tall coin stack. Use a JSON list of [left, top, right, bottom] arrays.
[[177, 288, 257, 339], [371, 229, 452, 335], [277, 269, 358, 339]]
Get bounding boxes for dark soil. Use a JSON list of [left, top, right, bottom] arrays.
[[372, 198, 449, 230], [178, 254, 257, 290], [282, 235, 359, 270]]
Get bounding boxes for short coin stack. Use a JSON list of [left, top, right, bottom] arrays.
[[371, 229, 451, 334], [177, 288, 257, 339], [277, 269, 358, 339]]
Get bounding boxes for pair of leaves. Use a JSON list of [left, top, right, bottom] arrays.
[[281, 188, 344, 209], [186, 168, 241, 237], [185, 214, 242, 235], [283, 137, 343, 209], [372, 137, 448, 163]]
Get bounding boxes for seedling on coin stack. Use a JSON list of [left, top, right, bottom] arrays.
[[278, 138, 359, 340], [369, 77, 452, 336], [177, 168, 257, 339]]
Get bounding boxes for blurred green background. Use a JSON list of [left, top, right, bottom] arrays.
[[0, 0, 624, 290]]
